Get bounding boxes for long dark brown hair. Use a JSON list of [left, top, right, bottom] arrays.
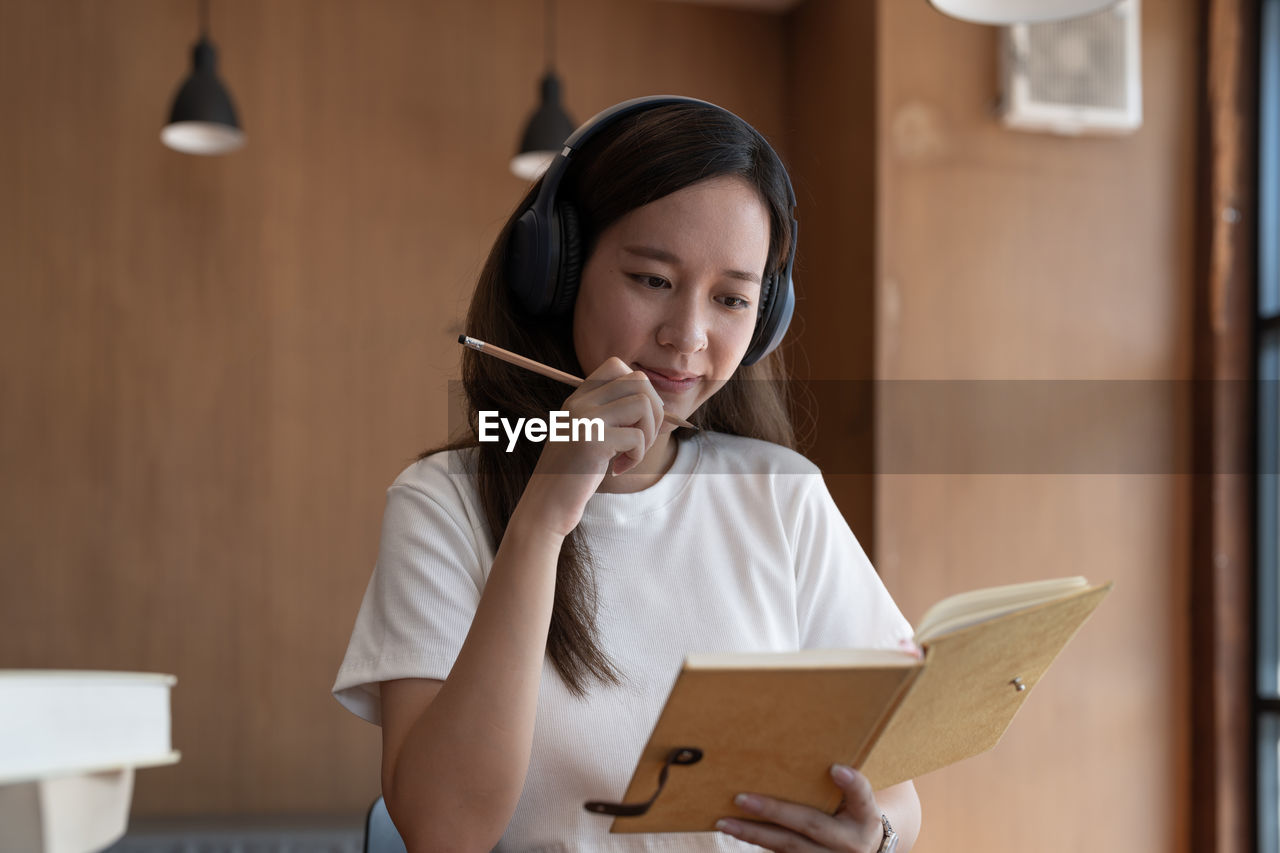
[[431, 103, 798, 696]]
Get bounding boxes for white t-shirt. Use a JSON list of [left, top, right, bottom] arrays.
[[333, 431, 912, 852]]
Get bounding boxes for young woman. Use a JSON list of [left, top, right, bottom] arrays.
[[334, 97, 922, 852]]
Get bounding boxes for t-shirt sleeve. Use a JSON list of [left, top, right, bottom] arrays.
[[791, 475, 914, 651], [331, 475, 487, 725]]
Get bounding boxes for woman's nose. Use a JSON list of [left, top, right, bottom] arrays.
[[656, 300, 708, 354]]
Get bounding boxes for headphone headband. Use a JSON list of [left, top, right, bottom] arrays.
[[506, 95, 798, 365], [540, 95, 798, 215]]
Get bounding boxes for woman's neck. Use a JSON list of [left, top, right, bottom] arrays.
[[595, 431, 680, 494]]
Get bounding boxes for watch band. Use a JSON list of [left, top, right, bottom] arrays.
[[877, 813, 899, 853]]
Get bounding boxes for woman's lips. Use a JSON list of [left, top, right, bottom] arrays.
[[636, 365, 700, 394]]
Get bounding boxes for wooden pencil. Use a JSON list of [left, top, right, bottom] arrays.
[[457, 335, 697, 430]]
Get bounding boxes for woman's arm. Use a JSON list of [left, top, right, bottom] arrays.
[[376, 358, 665, 852], [876, 780, 922, 850], [379, 515, 566, 851]]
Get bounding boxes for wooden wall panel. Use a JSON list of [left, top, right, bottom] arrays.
[[0, 0, 786, 816], [874, 2, 1195, 853], [785, 0, 879, 550]]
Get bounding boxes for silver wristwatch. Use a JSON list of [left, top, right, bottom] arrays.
[[877, 814, 899, 853]]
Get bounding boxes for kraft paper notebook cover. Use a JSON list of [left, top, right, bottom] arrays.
[[588, 578, 1111, 834]]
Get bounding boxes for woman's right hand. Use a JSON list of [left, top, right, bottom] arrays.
[[511, 357, 665, 538]]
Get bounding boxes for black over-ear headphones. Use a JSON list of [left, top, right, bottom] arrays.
[[505, 95, 798, 366]]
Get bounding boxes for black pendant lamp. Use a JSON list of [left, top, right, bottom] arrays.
[[161, 0, 245, 156], [510, 0, 575, 180]]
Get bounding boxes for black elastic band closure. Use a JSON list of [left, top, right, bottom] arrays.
[[582, 747, 703, 817]]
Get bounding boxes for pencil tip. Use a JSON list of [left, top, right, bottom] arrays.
[[457, 334, 467, 345]]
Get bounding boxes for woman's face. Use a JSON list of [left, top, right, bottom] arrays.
[[572, 175, 771, 425]]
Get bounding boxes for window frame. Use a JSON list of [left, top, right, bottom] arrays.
[[1257, 2, 1280, 850], [1192, 1, 1259, 852]]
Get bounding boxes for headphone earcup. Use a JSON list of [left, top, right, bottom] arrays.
[[741, 270, 795, 365], [507, 208, 556, 316], [550, 202, 583, 316]]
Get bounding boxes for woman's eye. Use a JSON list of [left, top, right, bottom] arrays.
[[720, 295, 752, 309], [631, 274, 670, 289]]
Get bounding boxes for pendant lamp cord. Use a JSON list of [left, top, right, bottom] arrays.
[[544, 0, 556, 73], [198, 0, 210, 39]]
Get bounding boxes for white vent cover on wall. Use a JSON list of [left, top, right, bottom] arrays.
[[998, 0, 1142, 135]]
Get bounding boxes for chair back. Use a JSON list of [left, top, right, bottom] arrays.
[[364, 796, 408, 853]]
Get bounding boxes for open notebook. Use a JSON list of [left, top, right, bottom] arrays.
[[585, 577, 1112, 833]]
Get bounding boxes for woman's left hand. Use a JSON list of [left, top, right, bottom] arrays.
[[715, 765, 885, 852]]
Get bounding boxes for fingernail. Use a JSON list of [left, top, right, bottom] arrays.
[[734, 793, 762, 812], [831, 764, 856, 784], [716, 818, 740, 834]]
